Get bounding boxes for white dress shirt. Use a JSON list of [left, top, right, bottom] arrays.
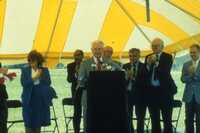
[[32, 68, 40, 85], [192, 58, 200, 72]]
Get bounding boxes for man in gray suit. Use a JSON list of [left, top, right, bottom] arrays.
[[181, 44, 200, 133], [77, 40, 121, 133]]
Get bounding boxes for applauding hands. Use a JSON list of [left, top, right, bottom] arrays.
[[147, 54, 159, 66], [0, 68, 8, 75], [32, 69, 42, 81], [188, 65, 196, 76]]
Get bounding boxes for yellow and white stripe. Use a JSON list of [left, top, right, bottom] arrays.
[[0, 0, 42, 54], [0, 0, 6, 46], [63, 0, 112, 52], [0, 0, 199, 67]]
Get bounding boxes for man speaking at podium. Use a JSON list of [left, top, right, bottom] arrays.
[[77, 40, 121, 133]]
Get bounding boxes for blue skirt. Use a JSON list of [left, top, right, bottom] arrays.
[[22, 85, 51, 128]]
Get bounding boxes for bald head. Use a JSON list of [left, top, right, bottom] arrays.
[[103, 46, 113, 59], [91, 40, 104, 58], [151, 38, 164, 54]]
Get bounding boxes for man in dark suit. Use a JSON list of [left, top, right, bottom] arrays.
[[67, 49, 84, 133], [145, 38, 177, 133], [103, 46, 122, 66], [78, 40, 121, 132], [123, 48, 148, 133], [0, 63, 8, 133]]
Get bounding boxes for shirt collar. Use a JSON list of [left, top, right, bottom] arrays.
[[93, 56, 103, 64], [192, 58, 200, 65], [155, 52, 162, 58], [132, 61, 139, 66]]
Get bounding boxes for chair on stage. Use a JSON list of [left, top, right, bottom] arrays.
[[171, 100, 182, 132], [160, 99, 182, 133], [42, 102, 60, 133], [7, 100, 24, 131], [132, 110, 151, 133], [62, 97, 74, 133]]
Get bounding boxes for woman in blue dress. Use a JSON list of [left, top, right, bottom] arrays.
[[20, 50, 53, 133]]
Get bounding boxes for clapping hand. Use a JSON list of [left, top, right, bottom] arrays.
[[127, 69, 135, 80], [147, 55, 156, 65], [32, 69, 42, 81], [0, 68, 8, 75], [188, 65, 196, 76]]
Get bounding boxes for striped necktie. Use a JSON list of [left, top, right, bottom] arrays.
[[97, 58, 102, 71]]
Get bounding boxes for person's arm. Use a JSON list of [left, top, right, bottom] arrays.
[[144, 55, 152, 71], [157, 54, 173, 76], [111, 60, 122, 71], [77, 61, 87, 88], [0, 68, 8, 75], [122, 64, 130, 83], [40, 68, 51, 86], [20, 68, 34, 88], [67, 64, 77, 83], [181, 63, 193, 83], [190, 67, 200, 82]]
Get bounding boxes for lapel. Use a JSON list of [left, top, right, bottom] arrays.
[[127, 63, 132, 70], [87, 57, 96, 71], [27, 66, 32, 77], [185, 61, 193, 73], [134, 63, 139, 82], [135, 62, 141, 78], [102, 57, 108, 64], [123, 63, 131, 70], [188, 60, 193, 68], [158, 52, 164, 65], [72, 62, 76, 71], [195, 60, 200, 72], [137, 62, 141, 73]]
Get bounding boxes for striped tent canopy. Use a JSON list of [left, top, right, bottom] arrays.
[[0, 0, 200, 67]]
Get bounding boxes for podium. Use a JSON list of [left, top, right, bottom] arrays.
[[87, 71, 129, 133]]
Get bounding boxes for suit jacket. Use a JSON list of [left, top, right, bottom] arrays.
[[0, 84, 8, 100], [20, 66, 53, 106], [67, 62, 78, 97], [181, 60, 200, 104], [78, 57, 122, 106], [0, 62, 8, 100], [123, 62, 148, 104], [145, 52, 177, 97], [78, 57, 122, 88]]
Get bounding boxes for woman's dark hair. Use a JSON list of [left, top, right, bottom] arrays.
[[27, 50, 45, 67], [129, 48, 140, 54]]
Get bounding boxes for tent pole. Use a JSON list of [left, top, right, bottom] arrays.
[[115, 0, 151, 44], [44, 0, 64, 61], [165, 0, 200, 21]]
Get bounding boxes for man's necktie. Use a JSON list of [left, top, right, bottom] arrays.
[[156, 54, 159, 62], [153, 65, 157, 80], [153, 54, 159, 80], [132, 63, 136, 77], [150, 54, 160, 87], [97, 58, 102, 71]]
